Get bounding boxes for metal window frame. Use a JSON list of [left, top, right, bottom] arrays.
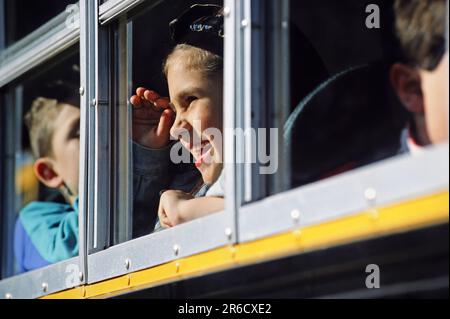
[[446, 0, 449, 140], [0, 91, 4, 279], [0, 0, 5, 50], [91, 19, 112, 254], [223, 0, 241, 244], [85, 0, 239, 285], [0, 90, 17, 279], [239, 0, 291, 202], [99, 0, 147, 25], [243, 0, 266, 203], [78, 0, 99, 285], [110, 17, 133, 246], [267, 0, 291, 194], [80, 0, 111, 258], [0, 6, 80, 88]]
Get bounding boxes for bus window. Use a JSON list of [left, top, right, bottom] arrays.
[[0, 0, 77, 48], [111, 0, 224, 243], [0, 49, 80, 278], [254, 0, 429, 198]]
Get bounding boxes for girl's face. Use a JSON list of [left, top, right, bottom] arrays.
[[167, 58, 223, 184]]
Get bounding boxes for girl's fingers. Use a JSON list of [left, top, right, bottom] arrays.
[[154, 98, 171, 111], [156, 109, 175, 138], [136, 87, 146, 97], [144, 90, 160, 102], [133, 88, 170, 112], [130, 95, 141, 107]]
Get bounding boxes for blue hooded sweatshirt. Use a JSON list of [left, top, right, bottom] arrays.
[[14, 199, 79, 273]]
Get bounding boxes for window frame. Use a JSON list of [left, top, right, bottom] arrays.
[[98, 0, 148, 25], [0, 0, 5, 51], [0, 8, 79, 88], [235, 0, 449, 243], [85, 0, 240, 285], [0, 89, 16, 280]]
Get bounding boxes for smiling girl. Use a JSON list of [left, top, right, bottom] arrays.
[[157, 43, 225, 228]]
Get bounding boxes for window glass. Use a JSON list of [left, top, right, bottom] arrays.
[[257, 0, 444, 198], [111, 0, 224, 244], [0, 49, 80, 278]]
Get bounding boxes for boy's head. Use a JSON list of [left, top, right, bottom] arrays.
[[25, 97, 80, 202], [390, 0, 449, 145], [164, 44, 224, 184], [164, 5, 225, 184]]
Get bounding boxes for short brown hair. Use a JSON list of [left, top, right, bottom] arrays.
[[395, 0, 448, 71], [163, 44, 223, 78], [24, 97, 66, 158]]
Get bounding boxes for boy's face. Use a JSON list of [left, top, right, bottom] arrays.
[[50, 104, 80, 196], [419, 52, 449, 144], [168, 60, 224, 185], [390, 58, 449, 146]]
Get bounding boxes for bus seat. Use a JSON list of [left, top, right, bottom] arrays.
[[284, 62, 409, 187]]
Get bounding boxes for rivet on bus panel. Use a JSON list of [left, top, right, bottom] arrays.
[[225, 228, 233, 241], [223, 7, 231, 17], [365, 188, 377, 203], [291, 209, 301, 224], [42, 282, 48, 293], [125, 259, 131, 270], [173, 245, 180, 257]]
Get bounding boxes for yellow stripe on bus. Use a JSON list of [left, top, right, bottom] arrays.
[[43, 191, 449, 299]]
